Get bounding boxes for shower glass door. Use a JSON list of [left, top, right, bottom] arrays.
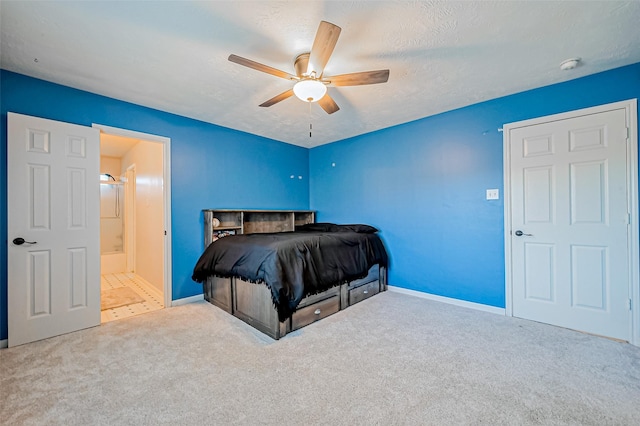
[[100, 179, 125, 254]]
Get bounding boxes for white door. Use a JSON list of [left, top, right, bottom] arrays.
[[507, 107, 631, 340], [8, 112, 100, 347]]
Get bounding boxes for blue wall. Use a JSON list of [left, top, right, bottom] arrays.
[[0, 70, 309, 341], [310, 62, 640, 308]]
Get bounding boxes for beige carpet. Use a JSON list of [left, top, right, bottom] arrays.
[[101, 286, 145, 310], [1, 291, 639, 425]]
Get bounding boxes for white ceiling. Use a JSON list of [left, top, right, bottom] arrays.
[[2, 1, 640, 148]]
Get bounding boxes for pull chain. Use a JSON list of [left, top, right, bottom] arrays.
[[309, 101, 312, 138]]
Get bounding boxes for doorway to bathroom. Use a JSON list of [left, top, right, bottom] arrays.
[[96, 125, 172, 323]]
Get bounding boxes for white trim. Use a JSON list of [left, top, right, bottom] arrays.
[[0, 339, 8, 349], [124, 164, 136, 273], [627, 100, 640, 347], [92, 124, 173, 308], [502, 99, 639, 347], [503, 122, 514, 318], [171, 294, 204, 307], [388, 286, 506, 315]]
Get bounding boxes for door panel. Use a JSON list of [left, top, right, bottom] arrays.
[[69, 247, 88, 309], [8, 112, 100, 347], [524, 243, 555, 302], [570, 245, 607, 310], [570, 161, 606, 224], [29, 250, 52, 316], [29, 164, 51, 229], [68, 168, 87, 228], [509, 108, 630, 340], [523, 166, 554, 223]]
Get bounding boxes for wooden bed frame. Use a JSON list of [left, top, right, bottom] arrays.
[[201, 209, 388, 339]]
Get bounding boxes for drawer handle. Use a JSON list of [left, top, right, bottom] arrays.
[[314, 309, 321, 315], [363, 290, 368, 294]]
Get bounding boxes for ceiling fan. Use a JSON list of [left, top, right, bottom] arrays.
[[228, 20, 389, 114]]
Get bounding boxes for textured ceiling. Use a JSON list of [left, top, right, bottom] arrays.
[[2, 1, 640, 148]]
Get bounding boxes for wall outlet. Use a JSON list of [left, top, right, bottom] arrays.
[[486, 189, 499, 200]]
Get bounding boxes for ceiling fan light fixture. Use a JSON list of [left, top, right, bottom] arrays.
[[228, 21, 387, 114], [293, 79, 326, 102]]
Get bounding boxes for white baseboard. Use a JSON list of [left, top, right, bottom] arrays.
[[171, 294, 204, 307], [0, 339, 8, 349], [388, 286, 506, 315]]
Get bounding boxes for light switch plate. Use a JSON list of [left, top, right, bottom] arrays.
[[486, 189, 499, 200]]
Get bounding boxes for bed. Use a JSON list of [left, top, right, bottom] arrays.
[[192, 220, 388, 339]]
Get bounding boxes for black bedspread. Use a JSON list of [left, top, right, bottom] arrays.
[[192, 227, 388, 321]]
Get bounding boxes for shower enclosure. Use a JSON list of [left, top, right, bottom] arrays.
[[100, 174, 127, 273]]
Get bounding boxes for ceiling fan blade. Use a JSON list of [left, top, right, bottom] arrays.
[[326, 69, 390, 86], [228, 54, 296, 80], [307, 21, 341, 77], [259, 89, 294, 107], [318, 93, 340, 114]]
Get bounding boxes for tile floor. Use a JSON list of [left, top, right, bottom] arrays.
[[101, 272, 164, 323]]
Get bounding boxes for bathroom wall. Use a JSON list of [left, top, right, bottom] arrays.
[[100, 156, 121, 180], [121, 141, 165, 292]]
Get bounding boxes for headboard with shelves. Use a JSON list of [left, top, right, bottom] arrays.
[[203, 209, 315, 246]]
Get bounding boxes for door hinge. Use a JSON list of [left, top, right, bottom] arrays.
[[628, 299, 633, 311], [164, 230, 167, 236]]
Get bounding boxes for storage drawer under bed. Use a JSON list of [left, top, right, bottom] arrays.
[[291, 294, 341, 331], [340, 265, 383, 307], [348, 279, 380, 305]]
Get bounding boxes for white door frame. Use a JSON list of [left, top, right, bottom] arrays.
[[124, 164, 136, 273], [92, 124, 172, 308], [503, 99, 639, 346]]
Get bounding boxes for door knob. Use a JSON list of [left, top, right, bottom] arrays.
[[12, 237, 37, 245], [514, 230, 533, 237]]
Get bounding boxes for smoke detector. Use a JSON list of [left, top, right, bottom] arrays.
[[560, 58, 581, 70]]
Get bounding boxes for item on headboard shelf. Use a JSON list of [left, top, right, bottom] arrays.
[[212, 217, 221, 228], [212, 230, 235, 242]]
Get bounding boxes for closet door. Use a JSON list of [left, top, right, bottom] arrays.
[[505, 104, 633, 341]]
